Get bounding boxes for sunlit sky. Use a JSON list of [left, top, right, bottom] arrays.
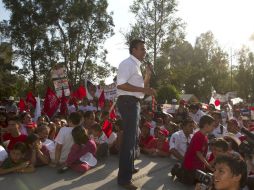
[[1, 0, 254, 84]]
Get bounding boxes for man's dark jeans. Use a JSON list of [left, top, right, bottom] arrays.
[[117, 95, 140, 185]]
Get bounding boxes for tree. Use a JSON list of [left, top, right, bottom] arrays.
[[126, 0, 185, 66], [157, 84, 180, 104], [0, 42, 21, 98], [163, 31, 230, 101], [1, 0, 48, 92], [39, 0, 115, 86], [1, 0, 116, 93], [235, 47, 254, 100]]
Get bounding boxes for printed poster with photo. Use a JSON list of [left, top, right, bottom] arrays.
[[53, 79, 70, 97]]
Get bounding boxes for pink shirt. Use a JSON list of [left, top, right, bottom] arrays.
[[66, 140, 97, 166]]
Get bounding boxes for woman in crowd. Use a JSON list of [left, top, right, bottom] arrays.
[[59, 126, 97, 173]]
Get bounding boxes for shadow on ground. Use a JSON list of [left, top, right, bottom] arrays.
[[0, 155, 194, 190]]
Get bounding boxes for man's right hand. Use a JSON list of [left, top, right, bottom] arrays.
[[143, 88, 156, 96]]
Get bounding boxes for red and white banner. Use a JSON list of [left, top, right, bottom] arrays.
[[43, 87, 60, 118], [103, 82, 117, 100], [53, 79, 70, 97]]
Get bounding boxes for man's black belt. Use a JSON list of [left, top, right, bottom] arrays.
[[118, 95, 141, 102]]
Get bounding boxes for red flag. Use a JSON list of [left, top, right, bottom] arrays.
[[26, 92, 36, 108], [76, 85, 86, 100], [98, 90, 105, 108], [60, 88, 68, 116], [18, 98, 26, 113], [102, 119, 112, 138], [109, 101, 117, 120], [43, 87, 60, 118]]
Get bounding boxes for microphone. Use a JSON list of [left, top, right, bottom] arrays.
[[145, 61, 156, 76]]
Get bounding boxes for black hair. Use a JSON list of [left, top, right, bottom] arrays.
[[199, 115, 215, 129], [129, 39, 145, 54], [182, 117, 195, 128], [83, 111, 94, 119], [223, 136, 239, 152], [68, 112, 83, 126], [213, 138, 229, 151], [189, 104, 199, 111], [13, 142, 27, 154], [25, 133, 39, 145], [72, 126, 89, 145], [211, 111, 222, 119], [215, 154, 247, 188]]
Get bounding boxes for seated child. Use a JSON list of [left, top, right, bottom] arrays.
[[207, 138, 229, 166], [109, 119, 122, 155], [3, 116, 27, 151], [0, 142, 34, 174], [25, 133, 50, 167], [90, 123, 109, 160], [145, 128, 170, 157], [139, 122, 155, 153], [172, 115, 215, 185], [36, 126, 55, 160], [59, 126, 97, 173]]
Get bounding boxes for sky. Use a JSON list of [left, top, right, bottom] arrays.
[[1, 0, 254, 84]]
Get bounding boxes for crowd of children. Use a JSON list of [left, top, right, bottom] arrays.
[[0, 97, 254, 190]]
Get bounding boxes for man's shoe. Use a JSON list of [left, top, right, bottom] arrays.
[[132, 167, 140, 174], [118, 182, 138, 190]]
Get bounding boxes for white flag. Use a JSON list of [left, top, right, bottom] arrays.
[[34, 96, 41, 122]]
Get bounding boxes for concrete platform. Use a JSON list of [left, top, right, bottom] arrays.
[[0, 155, 193, 190]]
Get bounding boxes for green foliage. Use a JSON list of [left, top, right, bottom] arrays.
[[125, 0, 185, 64], [235, 47, 254, 100], [157, 84, 180, 104], [0, 0, 115, 93], [159, 31, 231, 102], [0, 42, 27, 98]]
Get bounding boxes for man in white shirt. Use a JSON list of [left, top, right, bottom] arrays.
[[116, 39, 156, 189], [189, 104, 205, 125], [169, 118, 195, 161]]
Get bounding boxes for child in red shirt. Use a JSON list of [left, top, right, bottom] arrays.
[[139, 122, 155, 153], [146, 128, 170, 157], [3, 117, 27, 151], [173, 115, 215, 185]]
